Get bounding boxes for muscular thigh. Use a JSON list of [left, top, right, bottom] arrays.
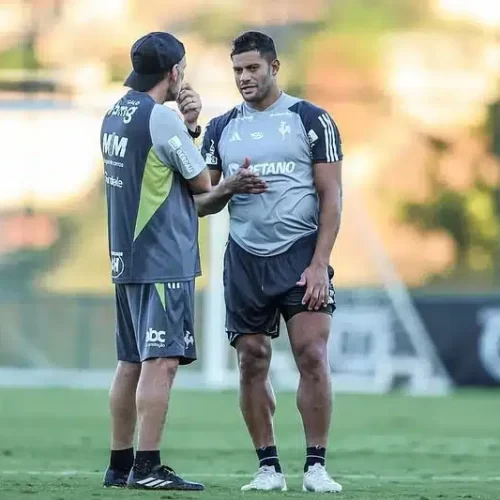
[[268, 235, 336, 357], [287, 311, 332, 356]]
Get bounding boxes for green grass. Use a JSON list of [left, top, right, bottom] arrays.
[[0, 389, 498, 499]]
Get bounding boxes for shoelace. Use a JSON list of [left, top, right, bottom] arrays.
[[250, 466, 277, 483], [308, 465, 332, 481], [155, 464, 176, 476]]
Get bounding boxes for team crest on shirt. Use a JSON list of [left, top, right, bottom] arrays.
[[205, 140, 218, 165], [278, 121, 291, 140], [110, 251, 124, 278], [184, 330, 194, 347]]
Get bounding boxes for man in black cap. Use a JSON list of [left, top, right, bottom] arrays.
[[100, 31, 211, 491]]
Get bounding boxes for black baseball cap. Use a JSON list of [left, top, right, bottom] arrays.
[[124, 32, 185, 92]]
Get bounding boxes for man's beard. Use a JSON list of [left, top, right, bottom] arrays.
[[165, 86, 179, 103]]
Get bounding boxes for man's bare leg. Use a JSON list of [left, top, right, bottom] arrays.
[[236, 334, 275, 449], [287, 311, 341, 492], [107, 361, 141, 475], [135, 357, 179, 459], [288, 312, 332, 451], [236, 334, 286, 491], [110, 361, 141, 450]]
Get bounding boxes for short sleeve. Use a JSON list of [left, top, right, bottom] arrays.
[[296, 102, 343, 163], [149, 105, 206, 180], [200, 119, 222, 171]]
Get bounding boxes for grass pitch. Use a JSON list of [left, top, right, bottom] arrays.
[[0, 388, 498, 499]]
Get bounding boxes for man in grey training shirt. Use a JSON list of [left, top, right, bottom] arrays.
[[100, 31, 211, 491], [197, 31, 343, 493]]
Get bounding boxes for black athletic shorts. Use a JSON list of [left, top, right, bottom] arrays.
[[223, 233, 336, 347], [114, 281, 196, 365]]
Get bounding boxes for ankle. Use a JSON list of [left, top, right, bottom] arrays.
[[256, 445, 282, 473], [133, 450, 161, 474], [109, 447, 134, 472], [304, 446, 326, 472]]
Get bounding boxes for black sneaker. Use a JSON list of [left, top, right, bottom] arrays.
[[127, 464, 205, 491], [103, 467, 130, 488]]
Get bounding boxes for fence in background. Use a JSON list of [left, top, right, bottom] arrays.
[[1, 288, 498, 390]]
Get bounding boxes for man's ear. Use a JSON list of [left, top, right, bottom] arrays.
[[271, 59, 280, 76], [169, 64, 179, 82], [166, 64, 180, 83]]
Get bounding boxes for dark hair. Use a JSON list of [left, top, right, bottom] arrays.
[[231, 31, 277, 62]]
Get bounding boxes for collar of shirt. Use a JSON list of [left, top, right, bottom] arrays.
[[242, 91, 287, 115]]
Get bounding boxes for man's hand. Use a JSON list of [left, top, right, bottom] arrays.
[[223, 157, 268, 195], [194, 159, 267, 217], [177, 83, 202, 129], [297, 262, 330, 311]]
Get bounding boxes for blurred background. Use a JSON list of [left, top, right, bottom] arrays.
[[1, 0, 500, 393]]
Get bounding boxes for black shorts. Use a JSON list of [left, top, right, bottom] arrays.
[[223, 234, 336, 346], [114, 281, 196, 365]]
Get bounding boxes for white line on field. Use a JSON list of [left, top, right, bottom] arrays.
[[1, 471, 499, 482]]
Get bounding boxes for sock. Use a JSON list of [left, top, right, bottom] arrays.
[[109, 448, 134, 472], [305, 446, 326, 472], [256, 446, 282, 473], [134, 450, 161, 474]]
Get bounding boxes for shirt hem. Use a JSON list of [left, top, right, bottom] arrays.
[[228, 230, 317, 257], [112, 272, 201, 284]]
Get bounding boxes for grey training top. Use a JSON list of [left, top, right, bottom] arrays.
[[201, 92, 343, 256], [101, 90, 205, 283]]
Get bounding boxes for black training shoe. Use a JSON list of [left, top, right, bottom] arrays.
[[103, 467, 130, 488], [127, 464, 205, 491]]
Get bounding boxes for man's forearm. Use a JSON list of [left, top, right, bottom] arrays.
[[311, 191, 342, 267], [194, 180, 232, 217]]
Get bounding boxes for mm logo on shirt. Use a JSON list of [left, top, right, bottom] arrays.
[[102, 133, 128, 158], [146, 328, 166, 346]]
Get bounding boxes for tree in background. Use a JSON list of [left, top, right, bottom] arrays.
[[399, 133, 500, 289], [291, 0, 500, 291], [0, 209, 74, 294], [8, 0, 499, 293]]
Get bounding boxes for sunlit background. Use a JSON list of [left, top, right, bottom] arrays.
[[2, 0, 500, 286], [0, 0, 499, 381], [0, 1, 499, 498], [0, 0, 499, 385]]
